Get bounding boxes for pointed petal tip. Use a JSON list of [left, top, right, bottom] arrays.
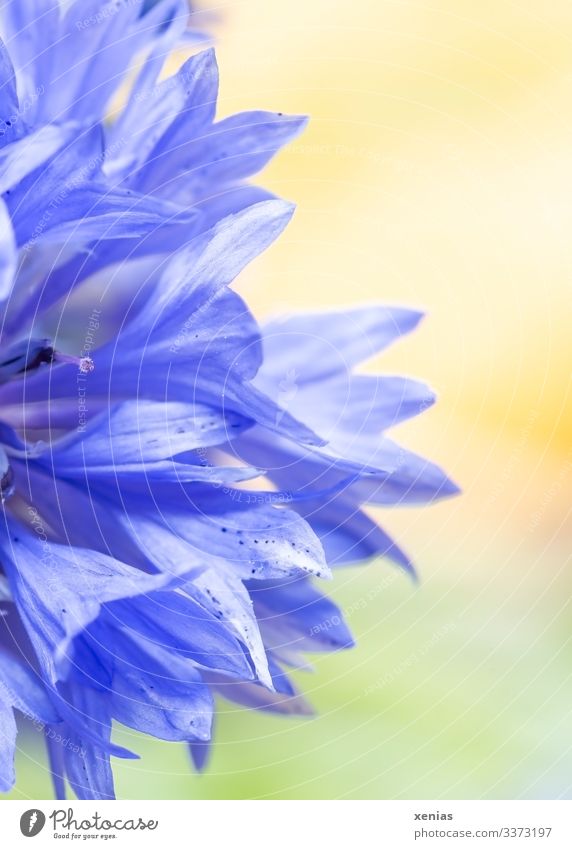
[[189, 46, 219, 75], [394, 306, 426, 332], [258, 197, 296, 220], [279, 113, 309, 132], [314, 559, 333, 581], [110, 744, 140, 761], [291, 697, 316, 717], [422, 384, 438, 407], [443, 478, 462, 497], [392, 553, 417, 582], [335, 633, 357, 651], [407, 564, 420, 585], [189, 740, 212, 773], [0, 775, 14, 794], [433, 475, 462, 499], [197, 45, 217, 59]]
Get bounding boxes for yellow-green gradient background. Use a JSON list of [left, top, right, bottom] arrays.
[[9, 0, 572, 799]]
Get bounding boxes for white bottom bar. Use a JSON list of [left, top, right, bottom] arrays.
[[1, 800, 570, 848]]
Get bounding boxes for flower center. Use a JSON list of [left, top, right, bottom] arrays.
[[0, 339, 94, 384]]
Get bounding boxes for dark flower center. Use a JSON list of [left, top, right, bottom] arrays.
[[0, 339, 93, 384]]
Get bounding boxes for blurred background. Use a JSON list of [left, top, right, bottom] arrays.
[[9, 0, 572, 799]]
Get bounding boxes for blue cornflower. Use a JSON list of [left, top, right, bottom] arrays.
[[0, 1, 458, 799], [0, 0, 307, 325]]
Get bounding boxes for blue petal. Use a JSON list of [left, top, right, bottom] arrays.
[[6, 204, 325, 447], [52, 400, 252, 463], [303, 498, 414, 572], [31, 0, 172, 126], [138, 108, 307, 201], [353, 438, 461, 505], [124, 492, 332, 581], [188, 567, 272, 688], [193, 184, 277, 232], [0, 646, 59, 723], [0, 123, 73, 194], [250, 577, 355, 653], [59, 684, 115, 801], [75, 613, 217, 743], [136, 200, 295, 324], [46, 399, 260, 485], [107, 587, 255, 680], [100, 627, 215, 743], [10, 461, 160, 571], [0, 198, 16, 299], [185, 110, 308, 187], [256, 373, 436, 446], [189, 736, 212, 773], [0, 694, 16, 792], [10, 151, 196, 250], [266, 655, 297, 696], [0, 37, 20, 148], [111, 665, 213, 744], [46, 733, 67, 800], [0, 2, 60, 107], [259, 306, 424, 382], [113, 0, 195, 135], [210, 673, 314, 716], [109, 48, 219, 184], [1, 525, 169, 683]]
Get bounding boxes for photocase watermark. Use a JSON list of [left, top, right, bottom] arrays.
[[75, 0, 140, 30], [215, 486, 293, 505], [291, 142, 430, 176], [77, 307, 101, 432], [0, 85, 44, 142], [486, 407, 539, 508], [529, 450, 572, 534], [364, 620, 459, 695], [27, 505, 77, 602], [0, 654, 86, 759], [275, 368, 299, 426], [80, 308, 102, 361], [34, 721, 87, 758], [169, 312, 199, 356], [27, 505, 61, 574], [309, 571, 400, 638], [169, 287, 224, 356], [23, 134, 129, 255], [130, 55, 219, 109], [0, 573, 10, 602]]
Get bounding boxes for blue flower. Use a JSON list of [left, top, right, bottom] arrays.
[[0, 1, 306, 325], [0, 1, 458, 799]]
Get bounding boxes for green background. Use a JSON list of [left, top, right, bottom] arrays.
[[8, 539, 572, 800]]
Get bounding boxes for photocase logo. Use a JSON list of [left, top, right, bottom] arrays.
[[275, 368, 299, 425], [20, 809, 46, 837]]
